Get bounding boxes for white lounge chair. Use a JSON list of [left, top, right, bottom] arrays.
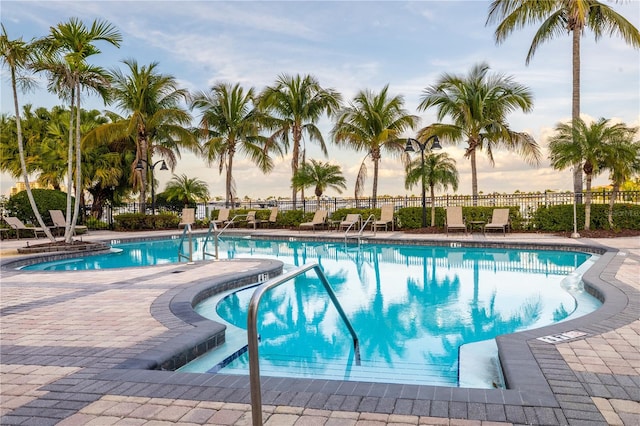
[[49, 209, 88, 236], [372, 204, 395, 231], [446, 206, 467, 236], [339, 214, 361, 231], [484, 208, 511, 235], [179, 208, 195, 228], [299, 210, 327, 232], [2, 216, 46, 239], [212, 208, 230, 227]]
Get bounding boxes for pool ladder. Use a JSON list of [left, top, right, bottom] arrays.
[[177, 224, 194, 262], [247, 263, 360, 426], [202, 214, 250, 260], [343, 214, 377, 245]]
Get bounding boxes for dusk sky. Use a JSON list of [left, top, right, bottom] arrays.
[[2, 1, 639, 200]]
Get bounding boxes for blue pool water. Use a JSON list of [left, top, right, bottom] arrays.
[[21, 237, 600, 387]]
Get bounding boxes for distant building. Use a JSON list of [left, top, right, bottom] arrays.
[[10, 182, 66, 196]]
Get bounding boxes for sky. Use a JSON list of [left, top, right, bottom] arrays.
[[1, 0, 639, 200]]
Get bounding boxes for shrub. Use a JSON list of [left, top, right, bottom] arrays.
[[531, 203, 640, 231], [6, 189, 69, 225]]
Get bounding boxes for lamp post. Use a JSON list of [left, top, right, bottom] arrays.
[[136, 159, 168, 215], [405, 135, 442, 228]]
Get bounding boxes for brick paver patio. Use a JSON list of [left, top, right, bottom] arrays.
[[0, 229, 638, 425]]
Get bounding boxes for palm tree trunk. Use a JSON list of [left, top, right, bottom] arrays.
[[430, 184, 436, 227], [584, 173, 592, 231], [372, 157, 379, 208], [138, 124, 148, 213], [10, 66, 55, 241], [608, 182, 619, 229], [291, 124, 302, 208], [68, 83, 82, 243], [227, 151, 234, 207], [65, 86, 76, 241], [572, 28, 583, 199], [470, 150, 478, 206]]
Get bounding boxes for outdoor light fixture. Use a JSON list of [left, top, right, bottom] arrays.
[[405, 135, 442, 228], [135, 159, 168, 215]]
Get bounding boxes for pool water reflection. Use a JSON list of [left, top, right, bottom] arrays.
[[183, 239, 600, 387]]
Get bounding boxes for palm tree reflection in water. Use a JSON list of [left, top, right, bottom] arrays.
[[210, 239, 593, 386]]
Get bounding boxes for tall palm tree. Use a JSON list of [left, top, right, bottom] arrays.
[[34, 17, 121, 242], [332, 85, 417, 207], [191, 82, 275, 208], [487, 0, 640, 195], [291, 159, 347, 204], [548, 117, 634, 230], [163, 174, 210, 207], [259, 74, 342, 208], [418, 62, 540, 203], [0, 25, 56, 241], [95, 59, 197, 211], [405, 151, 459, 227], [597, 124, 640, 229]]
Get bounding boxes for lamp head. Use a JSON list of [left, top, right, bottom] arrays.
[[135, 159, 144, 171], [159, 160, 168, 171], [404, 138, 416, 152], [430, 136, 442, 150]]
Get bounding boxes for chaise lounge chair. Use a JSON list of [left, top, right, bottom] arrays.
[[49, 209, 88, 236], [484, 208, 511, 235], [179, 208, 195, 229], [212, 208, 230, 228], [246, 211, 259, 229], [299, 210, 327, 232], [2, 216, 46, 239], [262, 207, 279, 228], [339, 213, 361, 231], [446, 206, 467, 236], [372, 204, 395, 231]]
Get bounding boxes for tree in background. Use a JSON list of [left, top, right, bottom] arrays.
[[405, 151, 459, 227], [487, 0, 640, 196], [291, 159, 347, 205], [332, 85, 417, 207], [259, 74, 342, 208], [163, 174, 210, 207], [418, 62, 540, 204], [191, 82, 275, 208], [34, 17, 121, 242], [0, 25, 56, 240], [548, 117, 636, 230]]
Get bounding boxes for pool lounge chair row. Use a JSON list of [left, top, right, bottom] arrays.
[[1, 210, 88, 240], [446, 207, 511, 236]]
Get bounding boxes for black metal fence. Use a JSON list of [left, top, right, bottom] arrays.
[[96, 190, 639, 228]]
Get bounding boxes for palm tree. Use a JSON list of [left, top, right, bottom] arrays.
[[418, 62, 540, 203], [487, 0, 640, 195], [34, 17, 121, 242], [0, 25, 56, 241], [163, 174, 210, 207], [548, 117, 635, 230], [95, 59, 197, 211], [259, 74, 342, 208], [598, 124, 640, 229], [332, 85, 417, 207], [191, 82, 275, 208], [291, 159, 347, 204], [405, 151, 459, 227]]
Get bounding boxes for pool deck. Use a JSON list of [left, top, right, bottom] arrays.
[[0, 229, 638, 425]]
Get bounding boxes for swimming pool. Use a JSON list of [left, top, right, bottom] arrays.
[[20, 236, 600, 387]]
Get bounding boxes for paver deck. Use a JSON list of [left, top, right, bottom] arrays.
[[0, 229, 638, 425]]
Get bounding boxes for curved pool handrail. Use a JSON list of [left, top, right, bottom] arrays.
[[247, 263, 360, 426]]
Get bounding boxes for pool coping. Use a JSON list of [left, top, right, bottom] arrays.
[[2, 233, 636, 423]]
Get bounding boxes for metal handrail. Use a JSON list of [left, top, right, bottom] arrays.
[[247, 263, 360, 426], [360, 214, 376, 235], [177, 224, 193, 262], [202, 214, 249, 260]]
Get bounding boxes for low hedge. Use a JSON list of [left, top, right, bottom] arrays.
[[530, 203, 640, 231], [114, 213, 180, 231]]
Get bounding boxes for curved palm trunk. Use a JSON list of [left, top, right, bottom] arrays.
[[572, 28, 583, 199], [371, 156, 379, 208], [10, 66, 55, 241]]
